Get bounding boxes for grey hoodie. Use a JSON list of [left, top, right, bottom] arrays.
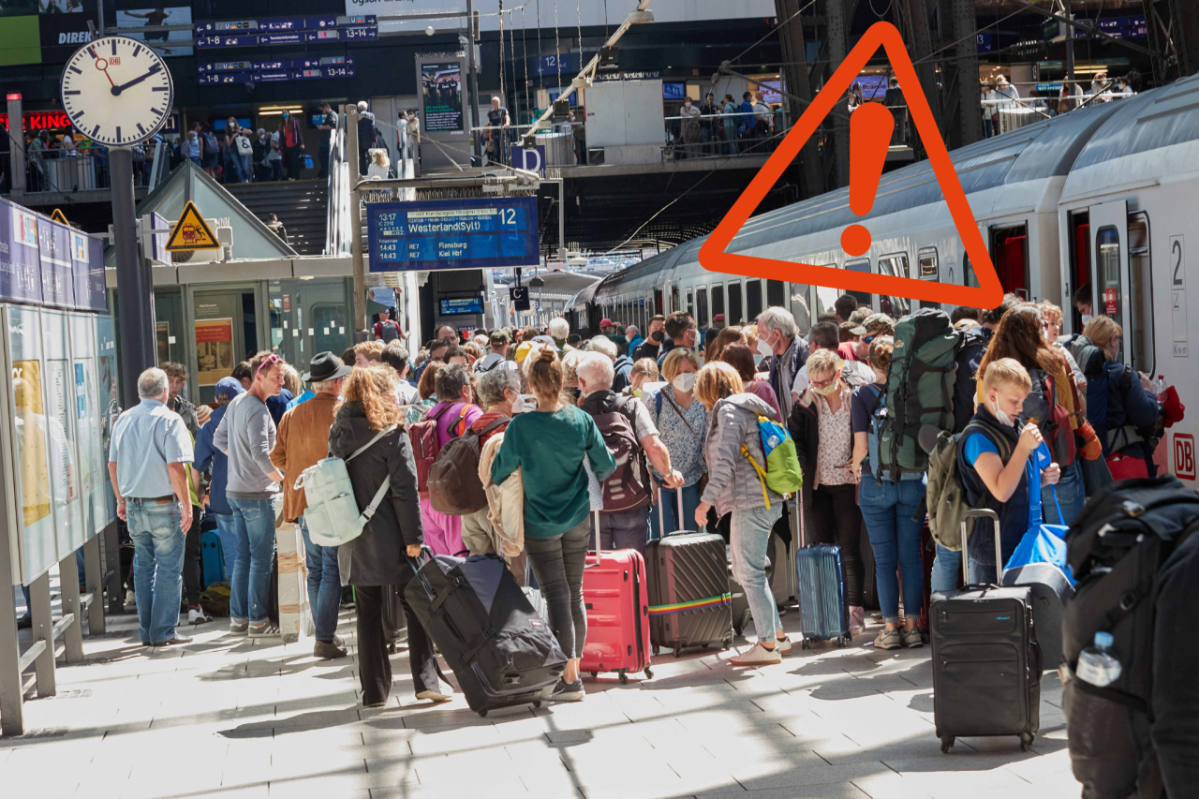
[[700, 393, 783, 517]]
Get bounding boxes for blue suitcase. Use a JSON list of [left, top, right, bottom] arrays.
[[793, 494, 851, 648], [201, 529, 225, 588]]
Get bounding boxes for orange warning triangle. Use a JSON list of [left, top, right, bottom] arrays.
[[165, 201, 220, 251], [50, 208, 70, 227], [699, 21, 1003, 309]]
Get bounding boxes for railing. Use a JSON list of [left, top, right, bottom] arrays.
[[20, 141, 171, 195], [662, 109, 803, 160]]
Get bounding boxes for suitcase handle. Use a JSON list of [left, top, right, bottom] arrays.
[[959, 508, 1002, 587], [657, 483, 695, 537], [586, 510, 601, 569]]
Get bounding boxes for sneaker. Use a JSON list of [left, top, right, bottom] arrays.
[[775, 636, 793, 655], [16, 614, 31, 630], [125, 590, 136, 608], [874, 628, 902, 650], [849, 605, 866, 637], [248, 620, 280, 639], [729, 642, 783, 666], [188, 606, 212, 625], [549, 678, 585, 702], [901, 628, 924, 648], [229, 620, 249, 636]]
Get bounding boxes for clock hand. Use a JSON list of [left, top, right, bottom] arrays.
[[111, 65, 162, 96], [94, 58, 114, 87]]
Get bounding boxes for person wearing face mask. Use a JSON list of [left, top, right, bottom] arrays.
[[756, 307, 810, 424], [959, 358, 1061, 584], [788, 321, 872, 400], [718, 343, 781, 422], [656, 311, 698, 368], [790, 349, 868, 638], [277, 111, 305, 181], [645, 348, 708, 539], [1080, 316, 1161, 478], [1073, 283, 1094, 327], [634, 314, 668, 361], [679, 96, 701, 157], [624, 358, 660, 399]]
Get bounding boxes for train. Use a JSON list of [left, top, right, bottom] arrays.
[[566, 71, 1199, 484]]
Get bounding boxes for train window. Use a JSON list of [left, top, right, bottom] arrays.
[[686, 289, 694, 320], [878, 254, 911, 317], [845, 260, 872, 308], [672, 286, 679, 314], [767, 279, 786, 309], [791, 285, 812, 333], [711, 284, 725, 320], [654, 288, 663, 315], [917, 248, 939, 310], [1097, 226, 1121, 322], [728, 281, 743, 324], [964, 253, 979, 287], [990, 223, 1030, 298], [1128, 213, 1154, 376], [746, 280, 763, 320], [814, 284, 837, 318], [696, 288, 709, 327], [1069, 212, 1092, 332]]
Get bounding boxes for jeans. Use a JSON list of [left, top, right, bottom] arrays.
[[809, 483, 865, 606], [318, 142, 330, 179], [1044, 459, 1084, 527], [238, 153, 251, 183], [525, 520, 590, 658], [729, 503, 783, 641], [723, 123, 739, 155], [297, 516, 340, 643], [589, 507, 650, 555], [355, 583, 440, 704], [212, 512, 237, 581], [126, 499, 186, 644], [648, 483, 703, 542], [223, 154, 242, 184], [930, 543, 962, 594], [859, 474, 925, 623], [227, 497, 276, 624]]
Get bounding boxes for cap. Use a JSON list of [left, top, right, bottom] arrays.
[[489, 328, 511, 344], [515, 341, 534, 364], [862, 313, 895, 337], [532, 334, 558, 349], [713, 314, 725, 323], [599, 318, 614, 328], [214, 377, 245, 401], [303, 352, 352, 383], [848, 324, 867, 336]]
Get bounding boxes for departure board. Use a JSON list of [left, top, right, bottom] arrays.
[[194, 16, 376, 49], [367, 198, 540, 272]]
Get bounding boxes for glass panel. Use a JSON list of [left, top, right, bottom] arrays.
[[686, 290, 694, 320], [711, 284, 724, 319], [727, 281, 743, 324], [767, 279, 786, 309], [1097, 226, 1122, 323], [70, 314, 104, 542], [194, 292, 242, 406], [791, 285, 811, 334], [96, 315, 118, 527], [846, 260, 872, 308], [918, 248, 939, 309], [746, 280, 763, 320], [696, 288, 709, 328], [41, 311, 84, 559], [814, 284, 837, 318], [155, 290, 185, 367], [1128, 217, 1154, 375], [965, 254, 980, 287], [878, 255, 911, 318]]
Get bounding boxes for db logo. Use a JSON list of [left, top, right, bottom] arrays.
[[1175, 434, 1195, 480]]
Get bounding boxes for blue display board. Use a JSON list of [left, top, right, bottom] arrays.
[[198, 56, 355, 85], [38, 218, 75, 309], [0, 199, 43, 305], [71, 230, 107, 313], [194, 15, 377, 49], [368, 198, 540, 272], [439, 297, 484, 315]]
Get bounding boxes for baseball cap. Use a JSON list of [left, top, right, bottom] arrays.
[[861, 313, 895, 338], [713, 313, 725, 323], [599, 318, 614, 328], [214, 376, 244, 401], [489, 328, 511, 344]]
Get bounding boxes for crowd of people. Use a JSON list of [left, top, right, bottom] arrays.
[[99, 290, 1169, 705]]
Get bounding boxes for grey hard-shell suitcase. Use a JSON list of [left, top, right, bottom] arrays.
[[792, 492, 852, 648]]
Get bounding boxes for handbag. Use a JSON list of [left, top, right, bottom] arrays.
[[235, 135, 253, 156], [1107, 452, 1149, 481]]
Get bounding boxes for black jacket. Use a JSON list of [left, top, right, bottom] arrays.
[[951, 325, 992, 434], [1153, 525, 1199, 795], [328, 402, 424, 586]]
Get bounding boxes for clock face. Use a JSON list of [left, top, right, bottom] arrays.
[[59, 35, 174, 148]]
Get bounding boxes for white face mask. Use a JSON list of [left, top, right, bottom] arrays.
[[512, 394, 536, 414], [987, 398, 1015, 428], [756, 336, 774, 357], [1080, 313, 1093, 326], [672, 373, 696, 393]]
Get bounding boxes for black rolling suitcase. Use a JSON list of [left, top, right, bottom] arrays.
[[931, 508, 1041, 753], [405, 552, 567, 717], [645, 489, 733, 657], [381, 585, 407, 654]]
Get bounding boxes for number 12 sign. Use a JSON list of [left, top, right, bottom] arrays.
[[367, 197, 540, 272]]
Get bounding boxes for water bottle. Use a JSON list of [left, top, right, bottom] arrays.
[[1153, 375, 1167, 397], [1076, 631, 1123, 687]]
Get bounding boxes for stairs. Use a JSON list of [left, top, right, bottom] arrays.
[[226, 179, 329, 255]]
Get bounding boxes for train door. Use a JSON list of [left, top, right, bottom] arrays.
[[746, 279, 763, 321], [1089, 201, 1130, 364], [1067, 211, 1091, 331], [917, 247, 940, 310], [990, 223, 1030, 299], [711, 283, 725, 321], [877, 253, 911, 318], [727, 281, 743, 324], [696, 287, 709, 328]]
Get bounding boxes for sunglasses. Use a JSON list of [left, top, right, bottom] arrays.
[[256, 354, 282, 374], [861, 334, 880, 344], [810, 375, 838, 389]]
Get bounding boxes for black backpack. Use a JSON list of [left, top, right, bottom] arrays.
[[1062, 476, 1199, 798]]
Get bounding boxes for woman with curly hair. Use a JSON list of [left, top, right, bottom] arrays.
[[328, 364, 448, 707]]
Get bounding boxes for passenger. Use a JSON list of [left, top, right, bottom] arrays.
[[1081, 316, 1161, 476], [790, 348, 867, 637], [587, 335, 630, 393], [834, 293, 858, 325], [547, 317, 574, 354], [634, 314, 668, 361], [625, 324, 643, 355], [269, 352, 352, 660], [960, 358, 1061, 584], [353, 340, 385, 368], [406, 357, 440, 425], [951, 294, 1019, 434], [1039, 301, 1086, 406], [328, 364, 449, 707], [756, 306, 810, 423], [719, 343, 781, 422], [443, 346, 470, 367], [381, 343, 420, 405], [411, 338, 450, 384], [461, 341, 482, 366], [626, 357, 660, 399], [460, 367, 519, 558], [419, 363, 481, 557], [790, 321, 874, 399], [645, 348, 708, 539], [491, 343, 617, 702], [1073, 282, 1094, 324], [851, 337, 924, 649], [193, 377, 244, 583], [950, 305, 979, 326], [657, 311, 699, 368], [436, 324, 458, 344], [577, 352, 681, 551], [705, 325, 745, 363], [694, 361, 791, 665], [850, 314, 894, 364], [560, 349, 584, 406], [232, 360, 253, 391], [489, 328, 513, 361]]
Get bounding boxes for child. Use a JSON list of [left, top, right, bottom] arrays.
[[958, 358, 1061, 584]]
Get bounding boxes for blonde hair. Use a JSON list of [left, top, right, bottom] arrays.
[[868, 336, 894, 373], [1039, 300, 1063, 327], [1082, 315, 1122, 355], [281, 363, 302, 397], [341, 364, 404, 431], [981, 357, 1033, 394], [661, 347, 701, 382], [353, 340, 385, 362], [523, 343, 563, 400], [370, 149, 389, 168], [805, 348, 839, 381], [695, 361, 744, 406], [630, 357, 659, 387], [560, 349, 582, 388]]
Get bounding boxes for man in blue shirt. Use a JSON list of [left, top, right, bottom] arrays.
[[740, 92, 755, 138], [108, 368, 195, 647], [194, 377, 244, 581]]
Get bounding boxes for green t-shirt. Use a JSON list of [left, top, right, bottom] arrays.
[[490, 405, 616, 539]]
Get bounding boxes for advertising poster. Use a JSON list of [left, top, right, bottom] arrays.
[[422, 62, 464, 133], [13, 358, 51, 529], [40, 0, 86, 11], [115, 6, 193, 56], [38, 216, 74, 308], [0, 201, 43, 304], [156, 320, 170, 363], [196, 318, 234, 385], [71, 231, 107, 312], [96, 315, 118, 526]]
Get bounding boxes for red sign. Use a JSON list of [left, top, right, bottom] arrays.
[[0, 111, 72, 132], [282, 295, 291, 311], [5, 93, 21, 101], [195, 320, 233, 345], [1104, 286, 1118, 315], [1175, 434, 1195, 480]]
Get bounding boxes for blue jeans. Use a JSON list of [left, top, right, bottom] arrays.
[[227, 497, 276, 624], [238, 153, 252, 183], [859, 474, 925, 624], [930, 544, 962, 594], [126, 499, 186, 644], [297, 516, 340, 643], [212, 512, 237, 581], [729, 503, 783, 641], [649, 482, 703, 541], [1044, 459, 1084, 527]]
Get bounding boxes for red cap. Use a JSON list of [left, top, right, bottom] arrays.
[[713, 314, 725, 323], [599, 318, 614, 327]]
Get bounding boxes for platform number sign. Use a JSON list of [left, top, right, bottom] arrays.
[[1171, 235, 1188, 357], [1175, 433, 1195, 480]]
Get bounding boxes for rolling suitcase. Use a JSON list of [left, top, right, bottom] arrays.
[[794, 493, 853, 648], [200, 528, 225, 588], [771, 505, 798, 606], [931, 508, 1040, 753], [645, 489, 733, 657], [581, 512, 654, 684], [405, 552, 567, 716]]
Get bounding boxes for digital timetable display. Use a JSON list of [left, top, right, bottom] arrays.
[[367, 198, 540, 272], [194, 15, 376, 49], [197, 56, 355, 85]]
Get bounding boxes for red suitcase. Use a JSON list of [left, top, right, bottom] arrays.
[[581, 513, 654, 684]]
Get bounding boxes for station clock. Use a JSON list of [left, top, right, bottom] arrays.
[[60, 35, 174, 148]]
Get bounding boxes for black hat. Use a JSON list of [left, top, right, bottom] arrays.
[[303, 352, 352, 383]]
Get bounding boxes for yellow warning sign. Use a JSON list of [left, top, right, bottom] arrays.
[[50, 208, 70, 226], [165, 201, 220, 251]]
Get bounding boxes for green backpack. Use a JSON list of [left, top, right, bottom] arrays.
[[742, 415, 803, 507], [878, 308, 961, 482]]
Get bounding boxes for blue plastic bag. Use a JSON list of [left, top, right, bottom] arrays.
[[1005, 485, 1075, 585]]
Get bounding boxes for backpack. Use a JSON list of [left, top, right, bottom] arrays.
[[925, 418, 1011, 551], [951, 326, 990, 434], [588, 396, 652, 514], [1061, 476, 1199, 798], [294, 426, 396, 546], [408, 404, 463, 499], [741, 415, 803, 505], [379, 320, 400, 344], [1023, 368, 1075, 466], [202, 131, 218, 152], [427, 417, 508, 515], [878, 308, 960, 482]]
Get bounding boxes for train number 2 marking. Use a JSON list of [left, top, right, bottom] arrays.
[[1173, 237, 1184, 288], [1176, 434, 1195, 480]]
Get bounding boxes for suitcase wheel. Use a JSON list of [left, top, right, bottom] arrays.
[[618, 670, 629, 685], [1020, 733, 1034, 752], [533, 700, 542, 709], [478, 709, 488, 718], [722, 637, 732, 651], [940, 735, 955, 753], [644, 666, 653, 679], [673, 647, 682, 658], [590, 671, 598, 679], [801, 638, 811, 650]]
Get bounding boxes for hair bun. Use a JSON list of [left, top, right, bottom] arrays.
[[538, 346, 556, 363]]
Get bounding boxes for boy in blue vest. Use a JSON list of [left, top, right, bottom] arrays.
[[959, 358, 1061, 584]]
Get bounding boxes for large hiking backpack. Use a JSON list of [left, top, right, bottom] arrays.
[[924, 418, 1011, 551], [1062, 476, 1199, 799], [589, 397, 652, 514], [428, 417, 508, 515], [294, 426, 396, 546], [408, 404, 464, 500], [878, 308, 960, 482]]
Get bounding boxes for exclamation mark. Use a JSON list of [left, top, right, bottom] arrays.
[[840, 103, 895, 257]]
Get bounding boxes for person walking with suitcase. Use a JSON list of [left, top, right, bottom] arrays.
[[491, 344, 616, 701], [694, 361, 791, 665], [645, 347, 707, 539], [328, 364, 449, 707]]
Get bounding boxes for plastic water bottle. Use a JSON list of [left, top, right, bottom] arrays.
[[1153, 375, 1167, 396], [1076, 632, 1123, 687]]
